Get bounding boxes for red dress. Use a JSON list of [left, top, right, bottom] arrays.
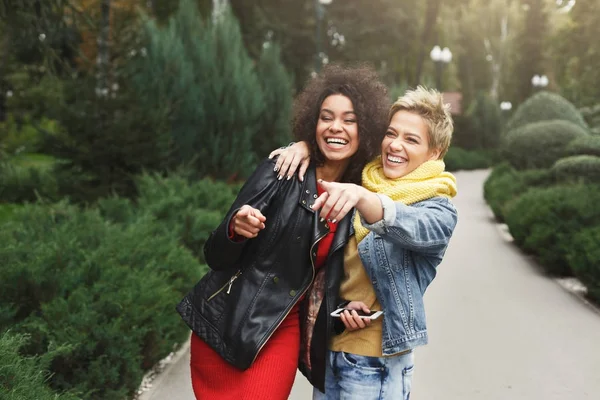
[[190, 189, 337, 400]]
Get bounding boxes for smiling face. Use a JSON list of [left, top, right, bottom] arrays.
[[381, 110, 441, 179], [315, 94, 360, 164]]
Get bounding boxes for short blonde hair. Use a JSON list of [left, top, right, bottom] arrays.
[[389, 86, 453, 159]]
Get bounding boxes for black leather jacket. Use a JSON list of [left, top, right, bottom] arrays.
[[176, 157, 349, 385]]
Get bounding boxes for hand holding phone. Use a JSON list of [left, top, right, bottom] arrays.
[[329, 300, 383, 332], [330, 308, 383, 320]]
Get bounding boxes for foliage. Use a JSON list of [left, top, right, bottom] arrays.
[[567, 227, 600, 304], [504, 91, 588, 132], [510, 0, 549, 104], [108, 171, 240, 261], [579, 104, 600, 135], [0, 159, 58, 203], [444, 147, 494, 171], [0, 114, 61, 155], [44, 75, 173, 203], [553, 0, 600, 107], [552, 155, 600, 183], [254, 42, 293, 158], [503, 119, 588, 170], [0, 201, 203, 399], [457, 91, 502, 149], [566, 135, 600, 157], [0, 332, 79, 400], [450, 0, 521, 106], [503, 184, 600, 276], [137, 0, 267, 179], [483, 163, 554, 221]]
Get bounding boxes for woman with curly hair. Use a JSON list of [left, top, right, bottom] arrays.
[[176, 64, 389, 399]]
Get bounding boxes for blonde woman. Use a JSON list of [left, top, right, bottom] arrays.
[[271, 86, 458, 400]]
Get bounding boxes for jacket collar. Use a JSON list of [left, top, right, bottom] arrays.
[[299, 163, 319, 212]]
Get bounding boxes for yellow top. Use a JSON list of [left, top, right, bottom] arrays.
[[330, 236, 384, 357]]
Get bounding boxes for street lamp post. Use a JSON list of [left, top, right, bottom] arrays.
[[430, 45, 452, 91], [315, 0, 332, 73], [531, 74, 549, 90]]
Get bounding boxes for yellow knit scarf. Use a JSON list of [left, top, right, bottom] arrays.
[[354, 158, 457, 243]]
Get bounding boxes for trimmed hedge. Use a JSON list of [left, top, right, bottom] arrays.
[[568, 227, 600, 304], [566, 135, 600, 157], [503, 184, 600, 276], [552, 155, 600, 183], [503, 119, 589, 170], [444, 147, 495, 171], [484, 163, 555, 221], [505, 91, 588, 132], [0, 332, 78, 400]]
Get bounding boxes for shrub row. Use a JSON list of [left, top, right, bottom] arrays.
[[444, 147, 495, 171], [483, 163, 554, 221], [503, 119, 589, 170], [0, 172, 237, 399], [503, 184, 600, 276], [485, 164, 600, 303], [0, 332, 78, 400]]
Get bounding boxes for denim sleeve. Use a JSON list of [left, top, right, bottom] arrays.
[[361, 195, 458, 254]]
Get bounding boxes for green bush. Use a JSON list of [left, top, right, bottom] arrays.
[[0, 160, 58, 203], [0, 115, 61, 155], [0, 332, 79, 400], [568, 227, 600, 304], [465, 92, 502, 149], [503, 184, 600, 276], [444, 147, 494, 171], [552, 155, 600, 183], [133, 172, 239, 261], [566, 135, 600, 157], [484, 163, 554, 221], [579, 104, 600, 133], [505, 91, 588, 132], [0, 202, 204, 399], [503, 119, 589, 169]]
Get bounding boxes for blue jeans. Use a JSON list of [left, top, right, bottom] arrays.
[[312, 350, 414, 400]]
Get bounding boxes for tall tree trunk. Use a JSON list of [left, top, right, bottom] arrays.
[[487, 14, 509, 100], [212, 0, 228, 21], [96, 0, 110, 96], [414, 0, 441, 85]]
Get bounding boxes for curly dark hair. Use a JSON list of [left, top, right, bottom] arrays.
[[292, 64, 390, 184]]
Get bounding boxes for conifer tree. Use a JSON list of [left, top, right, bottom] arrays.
[[254, 42, 293, 158], [139, 0, 266, 179], [511, 0, 549, 104]]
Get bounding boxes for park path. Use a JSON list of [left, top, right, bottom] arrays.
[[142, 170, 600, 400]]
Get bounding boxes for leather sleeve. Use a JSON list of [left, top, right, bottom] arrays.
[[203, 157, 281, 271]]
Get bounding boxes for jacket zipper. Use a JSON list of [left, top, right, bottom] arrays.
[[207, 270, 242, 302], [250, 231, 327, 365]]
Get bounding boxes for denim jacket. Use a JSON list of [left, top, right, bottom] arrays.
[[355, 195, 458, 356]]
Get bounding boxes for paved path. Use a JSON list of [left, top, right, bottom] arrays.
[[142, 170, 600, 399]]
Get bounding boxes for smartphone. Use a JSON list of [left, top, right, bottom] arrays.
[[330, 308, 383, 320]]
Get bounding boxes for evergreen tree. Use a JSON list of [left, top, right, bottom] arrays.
[[553, 0, 600, 107], [511, 0, 549, 104], [254, 42, 293, 159], [139, 0, 266, 179]]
